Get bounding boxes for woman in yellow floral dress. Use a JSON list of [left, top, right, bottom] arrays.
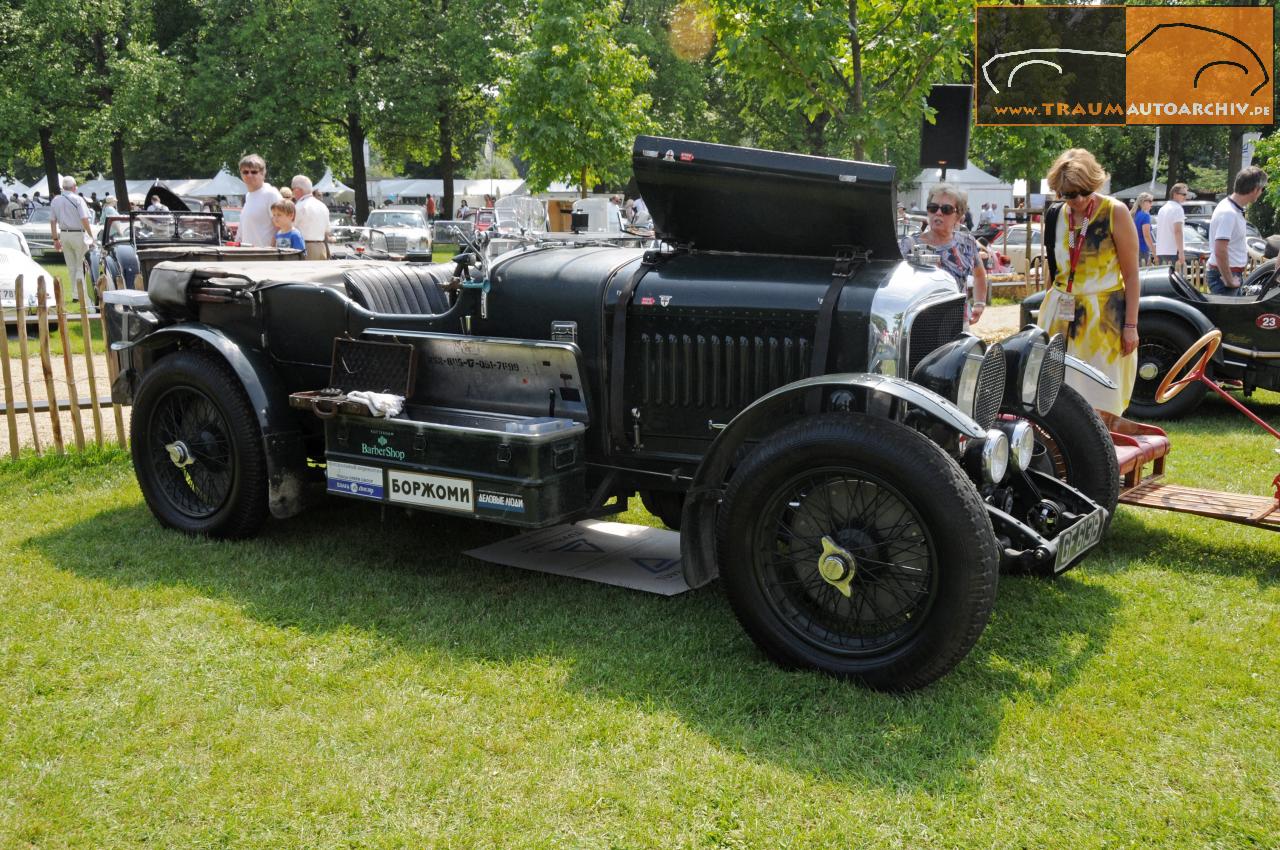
[[1037, 148, 1141, 420]]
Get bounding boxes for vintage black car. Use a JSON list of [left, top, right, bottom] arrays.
[[104, 137, 1120, 691], [1022, 259, 1280, 419]]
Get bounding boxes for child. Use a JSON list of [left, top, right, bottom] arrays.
[[270, 199, 305, 252]]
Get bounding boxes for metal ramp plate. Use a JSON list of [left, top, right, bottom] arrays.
[[1119, 478, 1280, 529]]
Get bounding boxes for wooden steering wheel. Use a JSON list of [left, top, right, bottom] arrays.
[[1155, 329, 1222, 403]]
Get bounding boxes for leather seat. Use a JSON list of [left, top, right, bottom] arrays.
[[343, 263, 453, 315]]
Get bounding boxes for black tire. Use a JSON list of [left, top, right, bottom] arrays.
[[1014, 384, 1120, 525], [130, 349, 269, 539], [1127, 314, 1207, 420], [716, 414, 998, 692], [640, 489, 684, 530]]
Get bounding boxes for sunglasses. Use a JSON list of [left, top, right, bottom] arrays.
[[926, 203, 958, 215], [240, 168, 262, 175], [1059, 191, 1089, 200]]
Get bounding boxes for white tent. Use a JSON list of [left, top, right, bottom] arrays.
[[193, 167, 246, 199], [1113, 180, 1169, 200], [312, 167, 353, 201], [910, 162, 1015, 215]]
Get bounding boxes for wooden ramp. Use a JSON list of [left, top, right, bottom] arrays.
[[1120, 477, 1280, 530]]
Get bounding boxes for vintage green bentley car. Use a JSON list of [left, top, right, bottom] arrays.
[[104, 137, 1119, 691]]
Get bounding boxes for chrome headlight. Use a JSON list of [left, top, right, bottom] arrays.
[[998, 419, 1036, 471], [980, 428, 1010, 484], [913, 336, 1007, 430], [1001, 326, 1067, 416]]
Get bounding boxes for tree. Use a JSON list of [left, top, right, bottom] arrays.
[[499, 0, 654, 195], [0, 0, 175, 210], [971, 126, 1069, 206], [706, 0, 970, 160]]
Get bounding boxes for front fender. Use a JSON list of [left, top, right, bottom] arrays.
[[130, 324, 308, 519], [679, 373, 986, 589]]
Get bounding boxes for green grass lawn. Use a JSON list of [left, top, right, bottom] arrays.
[[1, 396, 1277, 847]]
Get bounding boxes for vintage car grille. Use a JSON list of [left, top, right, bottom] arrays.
[[384, 235, 408, 254], [974, 347, 1008, 430], [1037, 334, 1068, 415], [905, 299, 965, 378], [637, 331, 811, 409]]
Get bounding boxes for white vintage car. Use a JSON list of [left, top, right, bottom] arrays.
[[0, 222, 59, 316], [363, 206, 432, 255]]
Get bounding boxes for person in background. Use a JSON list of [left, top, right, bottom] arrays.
[[99, 195, 118, 225], [49, 176, 95, 299], [290, 174, 330, 260], [1036, 148, 1140, 422], [279, 186, 294, 200], [238, 153, 282, 247], [1206, 166, 1268, 295], [897, 183, 988, 327], [89, 192, 101, 215], [1154, 182, 1187, 270], [458, 200, 472, 219], [269, 199, 305, 252], [1133, 192, 1155, 266], [146, 194, 168, 212], [425, 193, 436, 221]]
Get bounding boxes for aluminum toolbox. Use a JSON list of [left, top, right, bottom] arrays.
[[310, 332, 591, 528]]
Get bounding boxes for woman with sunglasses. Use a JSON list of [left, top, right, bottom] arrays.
[[1037, 148, 1140, 421], [898, 184, 987, 325]]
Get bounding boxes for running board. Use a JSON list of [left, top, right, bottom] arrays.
[[1119, 477, 1280, 529]]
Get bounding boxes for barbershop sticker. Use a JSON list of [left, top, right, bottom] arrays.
[[976, 5, 1273, 126]]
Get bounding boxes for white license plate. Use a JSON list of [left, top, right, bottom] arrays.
[[1055, 507, 1105, 572]]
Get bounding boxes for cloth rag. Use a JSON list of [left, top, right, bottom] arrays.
[[345, 391, 404, 418]]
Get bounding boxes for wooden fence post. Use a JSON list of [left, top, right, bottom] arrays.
[[78, 273, 104, 449], [53, 278, 85, 451], [36, 277, 64, 455], [0, 291, 19, 459], [98, 274, 127, 448], [14, 276, 40, 455]]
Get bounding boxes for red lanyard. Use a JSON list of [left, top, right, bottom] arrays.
[[1065, 199, 1094, 292]]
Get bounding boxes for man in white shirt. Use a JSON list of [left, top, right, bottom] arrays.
[[290, 174, 331, 260], [49, 176, 95, 297], [1154, 182, 1187, 269], [238, 154, 282, 247], [1206, 166, 1267, 295]]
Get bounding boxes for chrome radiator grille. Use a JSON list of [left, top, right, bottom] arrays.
[[384, 235, 408, 254], [906, 299, 965, 377]]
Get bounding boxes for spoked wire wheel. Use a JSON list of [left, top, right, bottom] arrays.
[[144, 385, 235, 519], [755, 467, 937, 656], [717, 413, 998, 691], [131, 350, 269, 539]]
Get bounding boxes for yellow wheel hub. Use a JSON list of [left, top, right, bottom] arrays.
[[818, 536, 856, 598]]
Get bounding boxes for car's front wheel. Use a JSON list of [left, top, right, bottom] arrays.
[[1127, 314, 1207, 420], [716, 414, 998, 692], [131, 349, 269, 538]]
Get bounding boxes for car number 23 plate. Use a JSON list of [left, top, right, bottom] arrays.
[[1055, 507, 1106, 573]]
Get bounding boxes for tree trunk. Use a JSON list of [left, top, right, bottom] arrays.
[[1164, 125, 1183, 196], [38, 127, 59, 199], [847, 0, 864, 160], [439, 107, 455, 218], [1227, 125, 1244, 189], [804, 113, 830, 157], [580, 167, 588, 199], [111, 133, 130, 212], [348, 113, 369, 223]]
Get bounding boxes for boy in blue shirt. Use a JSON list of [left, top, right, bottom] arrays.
[[270, 199, 306, 252]]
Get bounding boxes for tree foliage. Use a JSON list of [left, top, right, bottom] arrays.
[[499, 0, 654, 194], [707, 0, 969, 160]]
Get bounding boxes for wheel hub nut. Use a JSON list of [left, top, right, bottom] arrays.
[[1138, 362, 1159, 380], [166, 441, 194, 469], [818, 536, 856, 598]]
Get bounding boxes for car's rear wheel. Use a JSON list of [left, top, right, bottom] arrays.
[[1127, 314, 1208, 420], [640, 489, 684, 531], [716, 414, 998, 692], [131, 349, 268, 538]]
